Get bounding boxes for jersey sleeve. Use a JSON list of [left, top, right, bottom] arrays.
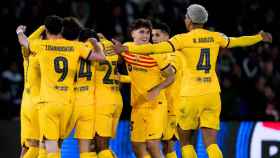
[[28, 25, 45, 41], [125, 42, 174, 54], [119, 75, 131, 83], [217, 32, 263, 48], [227, 34, 263, 48], [78, 43, 92, 60], [153, 54, 171, 71], [29, 39, 41, 55], [216, 32, 230, 48], [169, 34, 192, 50], [169, 52, 178, 72]]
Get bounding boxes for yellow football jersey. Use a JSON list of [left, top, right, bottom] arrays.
[[94, 54, 122, 105], [74, 58, 95, 105], [29, 39, 91, 104], [169, 29, 231, 96], [164, 51, 186, 105], [127, 29, 263, 96], [123, 42, 170, 107], [22, 26, 44, 103]]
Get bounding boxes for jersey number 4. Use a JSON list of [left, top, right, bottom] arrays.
[[78, 59, 92, 80], [196, 48, 211, 73]]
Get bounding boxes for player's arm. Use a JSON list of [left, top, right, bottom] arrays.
[[17, 25, 45, 58], [28, 25, 45, 41], [146, 64, 176, 101], [112, 39, 175, 55], [86, 38, 106, 61], [16, 25, 29, 49], [220, 31, 272, 48], [118, 75, 131, 83]]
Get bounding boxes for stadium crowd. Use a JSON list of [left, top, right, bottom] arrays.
[[1, 0, 279, 121]]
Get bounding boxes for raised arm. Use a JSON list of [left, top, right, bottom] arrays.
[[16, 25, 29, 49], [227, 31, 272, 48], [28, 25, 45, 41], [87, 38, 106, 61]]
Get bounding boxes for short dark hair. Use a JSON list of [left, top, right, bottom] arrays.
[[44, 15, 63, 35], [62, 17, 83, 40], [152, 21, 171, 36], [79, 28, 99, 42], [128, 19, 152, 36]]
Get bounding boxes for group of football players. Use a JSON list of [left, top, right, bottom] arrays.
[[16, 4, 272, 158]]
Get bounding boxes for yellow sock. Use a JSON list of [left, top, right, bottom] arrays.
[[80, 152, 97, 158], [38, 148, 47, 158], [47, 152, 60, 158], [166, 151, 177, 158], [144, 154, 151, 158], [206, 144, 223, 158], [23, 147, 39, 158], [98, 150, 114, 158], [181, 145, 197, 158]]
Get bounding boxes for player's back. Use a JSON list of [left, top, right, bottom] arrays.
[[171, 28, 226, 96], [30, 38, 90, 104], [74, 57, 95, 105], [94, 54, 122, 104]]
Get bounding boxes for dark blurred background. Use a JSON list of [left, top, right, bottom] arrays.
[[1, 0, 279, 122]]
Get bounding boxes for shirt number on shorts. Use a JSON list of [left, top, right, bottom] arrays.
[[54, 56, 68, 82], [196, 48, 211, 73]]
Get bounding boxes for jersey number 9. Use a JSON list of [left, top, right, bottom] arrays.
[[54, 56, 68, 82]]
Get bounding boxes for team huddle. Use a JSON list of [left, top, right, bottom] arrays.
[[16, 4, 272, 158]]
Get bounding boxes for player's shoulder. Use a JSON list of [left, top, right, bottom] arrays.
[[206, 30, 228, 39], [30, 38, 43, 45], [172, 33, 189, 39]]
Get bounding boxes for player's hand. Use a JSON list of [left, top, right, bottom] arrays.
[[112, 38, 128, 55], [146, 86, 161, 101], [259, 30, 272, 43], [16, 25, 26, 35], [97, 33, 106, 40], [88, 38, 102, 52]]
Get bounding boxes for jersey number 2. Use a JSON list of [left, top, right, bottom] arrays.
[[196, 48, 211, 73], [99, 60, 117, 84]]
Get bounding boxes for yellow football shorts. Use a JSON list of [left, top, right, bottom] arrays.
[[94, 91, 123, 138], [21, 94, 40, 146], [39, 102, 74, 140], [130, 99, 167, 142], [162, 112, 177, 140], [162, 94, 178, 140], [72, 104, 95, 139], [177, 93, 221, 130]]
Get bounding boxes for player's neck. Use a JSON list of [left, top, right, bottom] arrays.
[[190, 25, 204, 31], [47, 34, 61, 40]]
